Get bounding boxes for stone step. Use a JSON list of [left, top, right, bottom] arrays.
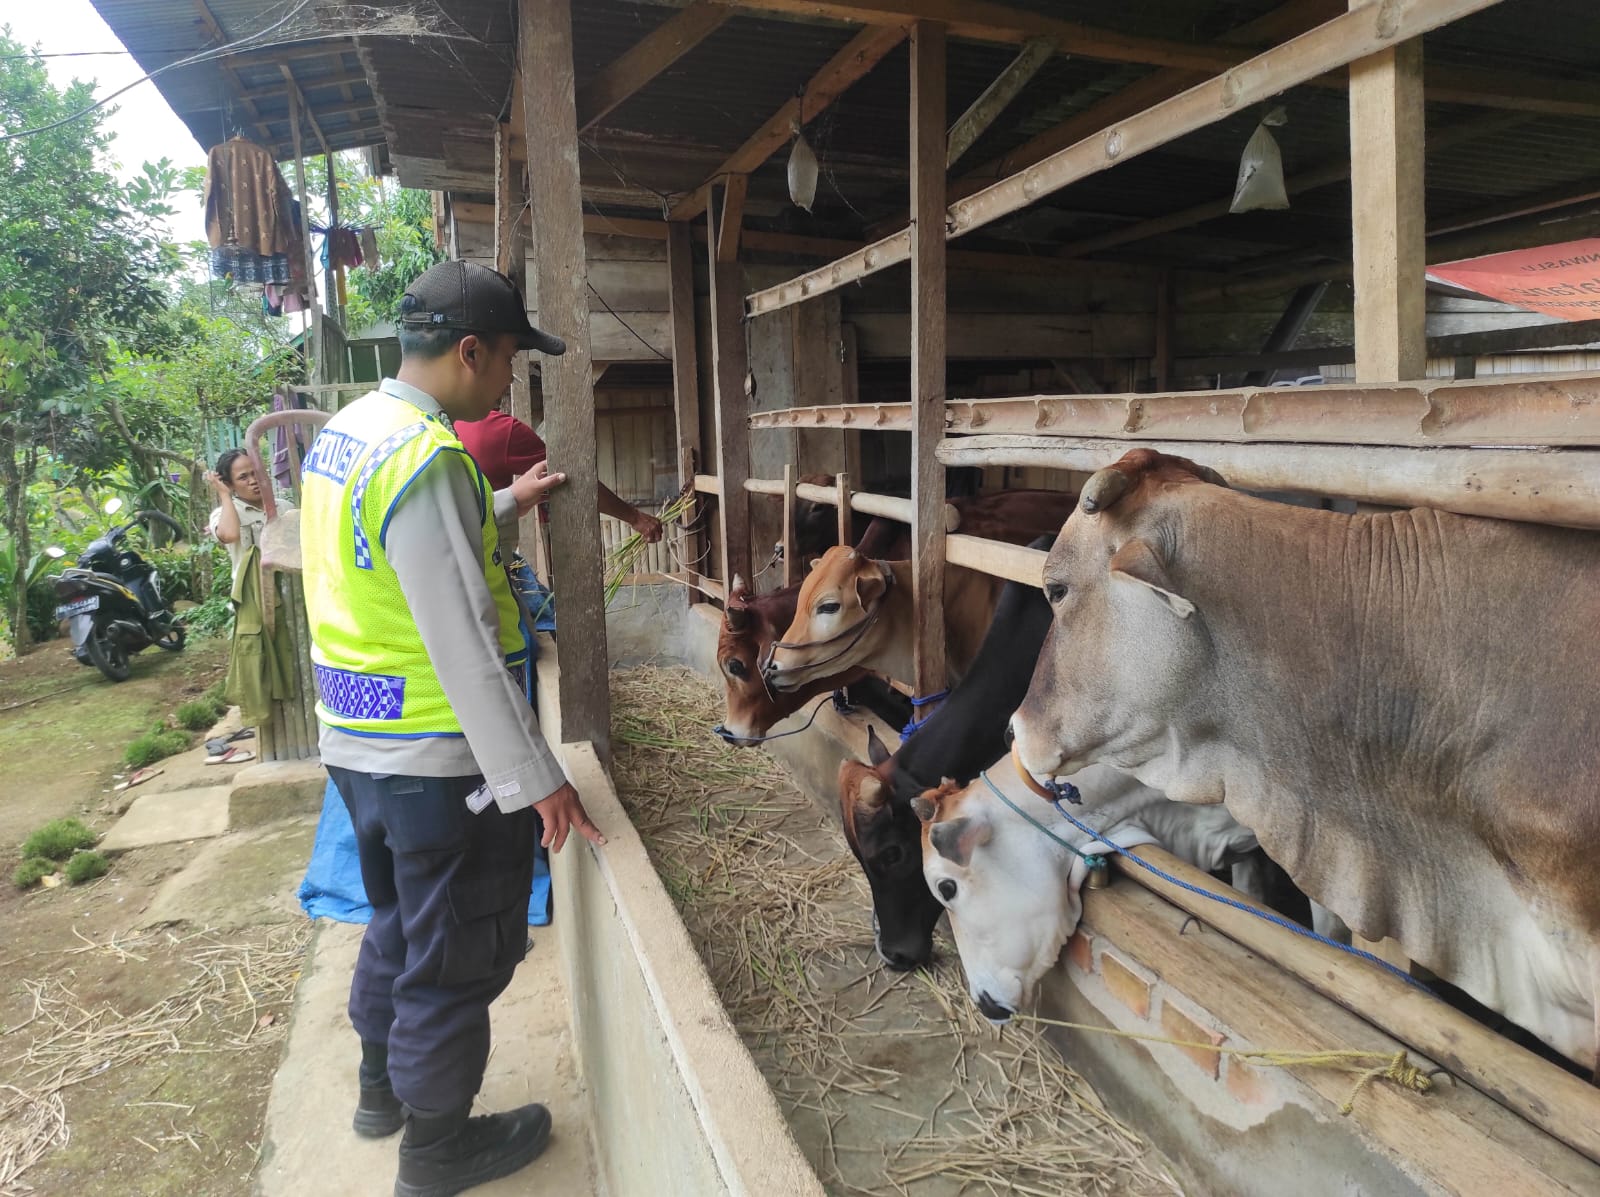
[[99, 784, 231, 852]]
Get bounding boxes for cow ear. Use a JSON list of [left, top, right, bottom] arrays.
[[1109, 538, 1195, 620], [866, 725, 891, 766], [930, 814, 991, 866], [855, 773, 887, 813], [855, 561, 888, 607], [910, 794, 936, 823]]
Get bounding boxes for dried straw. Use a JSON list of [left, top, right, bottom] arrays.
[[611, 666, 1182, 1197], [0, 923, 310, 1195]]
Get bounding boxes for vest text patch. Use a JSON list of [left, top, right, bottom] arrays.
[[303, 428, 367, 484]]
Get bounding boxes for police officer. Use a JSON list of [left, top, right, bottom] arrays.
[[301, 260, 605, 1197]]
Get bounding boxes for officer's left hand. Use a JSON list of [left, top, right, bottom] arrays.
[[511, 460, 567, 517], [534, 781, 606, 852]]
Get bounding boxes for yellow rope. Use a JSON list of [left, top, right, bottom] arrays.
[[1015, 1013, 1435, 1113]]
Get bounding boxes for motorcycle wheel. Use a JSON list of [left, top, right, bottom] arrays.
[[85, 627, 131, 682]]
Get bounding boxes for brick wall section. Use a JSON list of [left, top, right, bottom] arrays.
[[1065, 929, 1094, 974], [1100, 951, 1154, 1020], [1160, 999, 1226, 1079]]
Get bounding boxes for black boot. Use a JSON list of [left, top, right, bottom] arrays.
[[353, 1040, 405, 1139], [394, 1102, 552, 1197]]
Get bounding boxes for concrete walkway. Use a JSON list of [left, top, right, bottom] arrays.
[[255, 921, 598, 1197]]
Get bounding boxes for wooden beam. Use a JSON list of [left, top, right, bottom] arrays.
[[1057, 111, 1522, 261], [521, 0, 611, 757], [909, 20, 947, 702], [1349, 1, 1426, 383], [193, 0, 274, 141], [493, 122, 527, 276], [285, 87, 324, 386], [752, 373, 1600, 448], [712, 0, 1245, 71], [666, 221, 704, 602], [707, 190, 753, 588], [715, 173, 748, 263], [238, 69, 371, 101], [746, 0, 1504, 317], [1152, 270, 1173, 391], [944, 36, 1053, 169], [668, 23, 909, 221], [937, 433, 1600, 529], [575, 0, 730, 131]]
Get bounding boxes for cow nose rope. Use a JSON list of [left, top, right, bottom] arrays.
[[760, 563, 894, 678], [711, 694, 835, 745], [998, 764, 1431, 993]]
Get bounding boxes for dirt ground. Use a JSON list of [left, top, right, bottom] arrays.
[[0, 639, 312, 1197]]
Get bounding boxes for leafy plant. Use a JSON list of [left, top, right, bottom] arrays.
[[64, 851, 110, 885], [21, 817, 98, 861], [13, 856, 56, 890], [125, 726, 191, 768], [175, 700, 220, 731]]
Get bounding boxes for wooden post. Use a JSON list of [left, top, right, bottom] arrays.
[[285, 88, 323, 386], [707, 187, 752, 590], [494, 119, 540, 551], [666, 221, 703, 603], [835, 471, 851, 547], [909, 20, 947, 702], [1349, 1, 1426, 383], [782, 463, 796, 587], [521, 0, 611, 758], [324, 150, 340, 327]]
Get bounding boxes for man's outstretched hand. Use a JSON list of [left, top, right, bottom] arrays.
[[534, 781, 606, 852], [511, 460, 567, 517]]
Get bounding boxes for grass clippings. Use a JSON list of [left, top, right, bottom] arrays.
[[610, 665, 1180, 1197], [19, 819, 97, 863], [0, 923, 310, 1195]]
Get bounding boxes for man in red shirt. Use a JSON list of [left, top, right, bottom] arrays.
[[455, 408, 662, 543]]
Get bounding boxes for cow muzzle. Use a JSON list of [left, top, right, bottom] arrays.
[[975, 990, 1015, 1024]]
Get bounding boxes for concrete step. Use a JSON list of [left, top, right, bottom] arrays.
[[99, 784, 231, 852]]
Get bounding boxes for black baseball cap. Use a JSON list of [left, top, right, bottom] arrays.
[[397, 260, 566, 355]]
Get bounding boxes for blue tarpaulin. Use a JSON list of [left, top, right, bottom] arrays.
[[298, 780, 551, 926]]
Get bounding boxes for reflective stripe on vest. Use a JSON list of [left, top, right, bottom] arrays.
[[301, 390, 525, 738]]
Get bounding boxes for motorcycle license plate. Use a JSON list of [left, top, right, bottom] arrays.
[[54, 596, 99, 619]]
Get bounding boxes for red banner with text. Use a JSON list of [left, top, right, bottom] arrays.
[[1427, 239, 1600, 322]]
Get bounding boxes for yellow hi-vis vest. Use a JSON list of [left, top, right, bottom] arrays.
[[300, 389, 525, 739]]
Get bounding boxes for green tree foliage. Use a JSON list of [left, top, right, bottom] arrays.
[[0, 32, 176, 648], [340, 178, 442, 331]]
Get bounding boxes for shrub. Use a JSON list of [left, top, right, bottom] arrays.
[[183, 595, 235, 638], [64, 851, 110, 885], [13, 857, 57, 890], [125, 727, 191, 768], [176, 699, 220, 731], [204, 683, 231, 718], [21, 817, 98, 861]]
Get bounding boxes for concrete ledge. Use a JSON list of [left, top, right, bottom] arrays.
[[536, 646, 822, 1197], [229, 759, 327, 829]]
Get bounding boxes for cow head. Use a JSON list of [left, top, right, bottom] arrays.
[[1011, 448, 1226, 793], [764, 546, 892, 692], [836, 726, 944, 970], [914, 774, 1078, 1024]]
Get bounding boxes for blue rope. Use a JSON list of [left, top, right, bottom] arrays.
[[981, 772, 1106, 871], [901, 688, 950, 737], [711, 695, 832, 745], [1032, 789, 1428, 992]]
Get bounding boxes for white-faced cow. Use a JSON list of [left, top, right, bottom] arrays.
[[1011, 447, 1600, 1069], [915, 765, 1260, 1022]]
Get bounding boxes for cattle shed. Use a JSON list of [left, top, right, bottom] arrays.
[[102, 0, 1600, 1192]]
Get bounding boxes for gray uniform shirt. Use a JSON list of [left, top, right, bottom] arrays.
[[317, 378, 568, 812]]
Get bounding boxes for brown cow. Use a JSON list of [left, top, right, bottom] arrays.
[[1012, 447, 1600, 1068], [718, 490, 1076, 743]]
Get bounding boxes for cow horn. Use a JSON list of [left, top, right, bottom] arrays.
[[1080, 468, 1133, 514], [1195, 464, 1229, 488], [911, 794, 936, 823], [730, 573, 747, 597], [1011, 744, 1059, 802]]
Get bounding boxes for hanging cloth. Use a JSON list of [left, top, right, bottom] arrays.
[[203, 137, 300, 257]]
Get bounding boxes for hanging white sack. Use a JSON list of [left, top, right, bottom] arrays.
[[788, 128, 819, 213], [1230, 107, 1290, 214]]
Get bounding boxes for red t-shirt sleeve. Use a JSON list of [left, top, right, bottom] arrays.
[[502, 417, 547, 478]]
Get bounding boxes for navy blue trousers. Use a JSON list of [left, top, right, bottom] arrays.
[[327, 766, 537, 1115]]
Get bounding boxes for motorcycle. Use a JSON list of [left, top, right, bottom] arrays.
[[46, 498, 188, 682]]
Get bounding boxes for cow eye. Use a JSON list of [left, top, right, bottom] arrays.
[[1045, 582, 1068, 605], [938, 879, 957, 902], [725, 658, 747, 679], [877, 844, 904, 870], [816, 601, 841, 616]]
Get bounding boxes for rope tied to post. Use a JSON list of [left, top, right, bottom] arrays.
[[900, 688, 949, 737]]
